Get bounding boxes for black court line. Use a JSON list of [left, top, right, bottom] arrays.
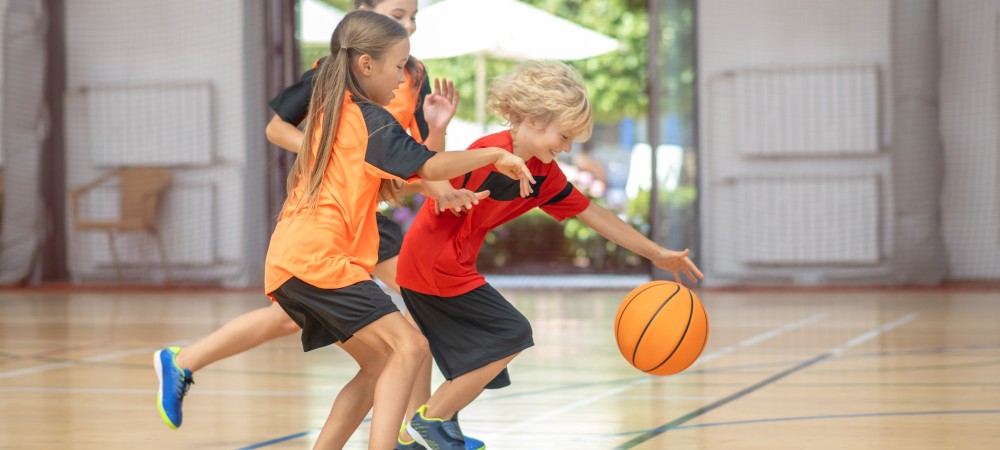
[[239, 318, 967, 448], [599, 409, 1000, 439], [612, 312, 919, 448], [611, 352, 832, 449]]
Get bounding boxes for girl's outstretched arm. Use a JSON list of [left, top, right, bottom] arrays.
[[416, 148, 536, 197], [575, 203, 704, 284]]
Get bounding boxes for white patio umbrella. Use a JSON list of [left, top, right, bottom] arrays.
[[409, 0, 619, 131], [299, 0, 345, 44]]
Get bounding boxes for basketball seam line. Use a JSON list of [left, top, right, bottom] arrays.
[[616, 281, 670, 338], [646, 289, 696, 373], [630, 283, 680, 368]]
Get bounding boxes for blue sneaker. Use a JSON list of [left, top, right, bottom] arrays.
[[397, 421, 424, 450], [154, 346, 194, 429], [406, 405, 465, 450], [460, 427, 485, 450], [449, 412, 485, 450], [398, 417, 485, 450], [397, 435, 424, 450]]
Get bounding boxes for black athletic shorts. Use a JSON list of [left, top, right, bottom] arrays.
[[401, 284, 533, 390], [272, 277, 400, 352], [376, 212, 403, 263]]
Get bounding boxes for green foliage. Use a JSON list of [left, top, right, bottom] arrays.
[[300, 42, 330, 73], [419, 57, 517, 124], [314, 0, 353, 12], [477, 209, 568, 271], [625, 185, 697, 226], [301, 0, 696, 126], [300, 0, 702, 273], [476, 207, 649, 274], [425, 0, 651, 124], [475, 183, 698, 274], [654, 1, 697, 130]]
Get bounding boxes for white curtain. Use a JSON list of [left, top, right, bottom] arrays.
[[890, 0, 948, 284], [0, 0, 47, 284]]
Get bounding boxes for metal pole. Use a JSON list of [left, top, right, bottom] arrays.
[[476, 52, 487, 134], [690, 0, 702, 271], [889, 0, 947, 283], [41, 0, 69, 281], [647, 0, 662, 280], [264, 0, 299, 227]]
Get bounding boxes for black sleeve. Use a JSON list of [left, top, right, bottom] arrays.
[[412, 68, 432, 141], [359, 102, 436, 180], [268, 62, 322, 125]]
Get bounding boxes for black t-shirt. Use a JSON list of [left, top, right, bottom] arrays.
[[269, 57, 432, 143], [268, 58, 325, 126]]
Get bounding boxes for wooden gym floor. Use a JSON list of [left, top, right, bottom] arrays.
[[0, 287, 997, 449]]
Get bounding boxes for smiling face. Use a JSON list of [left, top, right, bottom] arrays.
[[361, 0, 418, 36], [354, 37, 410, 105], [512, 119, 578, 164]]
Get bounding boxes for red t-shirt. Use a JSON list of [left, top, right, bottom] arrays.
[[396, 130, 591, 296]]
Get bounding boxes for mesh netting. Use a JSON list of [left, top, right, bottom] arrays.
[[3, 0, 995, 286], [697, 0, 998, 285]]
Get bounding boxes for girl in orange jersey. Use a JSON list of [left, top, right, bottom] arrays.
[[157, 10, 533, 450], [263, 11, 534, 449], [155, 1, 487, 448]]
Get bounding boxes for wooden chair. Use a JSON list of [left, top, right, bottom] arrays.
[[69, 167, 173, 283]]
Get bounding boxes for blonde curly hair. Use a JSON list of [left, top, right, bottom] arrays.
[[488, 61, 593, 142]]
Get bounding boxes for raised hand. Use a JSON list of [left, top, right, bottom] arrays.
[[422, 78, 459, 131]]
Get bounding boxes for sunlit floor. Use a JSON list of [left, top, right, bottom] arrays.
[[1, 286, 998, 449]]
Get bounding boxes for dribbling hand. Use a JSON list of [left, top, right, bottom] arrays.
[[652, 249, 705, 286]]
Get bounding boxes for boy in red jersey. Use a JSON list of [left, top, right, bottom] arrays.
[[397, 61, 704, 450]]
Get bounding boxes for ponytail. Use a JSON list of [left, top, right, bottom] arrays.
[[284, 10, 409, 212]]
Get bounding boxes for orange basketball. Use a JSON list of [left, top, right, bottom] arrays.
[[614, 281, 709, 376]]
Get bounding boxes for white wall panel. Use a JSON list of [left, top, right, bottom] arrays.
[[737, 176, 880, 264], [737, 68, 879, 156], [85, 83, 213, 166]]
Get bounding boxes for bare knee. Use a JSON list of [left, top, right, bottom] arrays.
[[394, 331, 430, 364], [356, 352, 387, 378]]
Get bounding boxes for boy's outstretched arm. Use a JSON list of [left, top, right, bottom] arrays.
[[575, 203, 705, 284]]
